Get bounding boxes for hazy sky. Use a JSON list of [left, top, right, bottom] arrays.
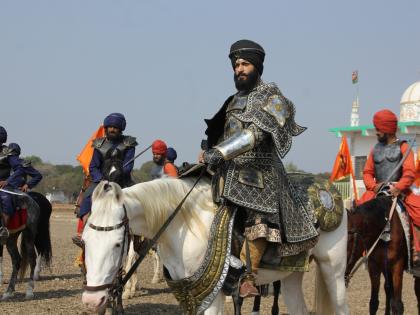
[[1, 0, 419, 172]]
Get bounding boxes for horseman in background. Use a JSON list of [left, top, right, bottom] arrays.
[[76, 113, 137, 231], [199, 39, 318, 298], [0, 128, 43, 242], [150, 140, 178, 179], [358, 109, 420, 270]]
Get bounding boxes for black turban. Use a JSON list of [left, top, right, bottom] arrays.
[[0, 126, 7, 144], [229, 39, 265, 75]]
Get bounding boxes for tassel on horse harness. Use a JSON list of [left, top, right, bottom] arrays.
[[345, 196, 398, 286]]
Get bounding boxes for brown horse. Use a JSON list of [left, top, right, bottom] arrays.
[[346, 195, 420, 315]]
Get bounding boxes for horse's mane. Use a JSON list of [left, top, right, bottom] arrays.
[[89, 182, 125, 226], [354, 195, 393, 219], [123, 177, 215, 240]]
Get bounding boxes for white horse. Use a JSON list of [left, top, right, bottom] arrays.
[[81, 179, 349, 315]]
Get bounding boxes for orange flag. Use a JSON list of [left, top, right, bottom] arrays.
[[76, 125, 105, 175], [330, 136, 358, 200]]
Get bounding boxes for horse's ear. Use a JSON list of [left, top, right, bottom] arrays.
[[111, 182, 124, 204]]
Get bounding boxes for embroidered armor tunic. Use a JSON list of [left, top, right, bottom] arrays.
[[204, 81, 318, 255]]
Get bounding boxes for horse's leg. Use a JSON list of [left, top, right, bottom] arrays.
[[390, 260, 405, 315], [367, 260, 381, 315], [415, 276, 420, 315], [3, 234, 20, 299], [151, 249, 162, 284], [122, 239, 136, 299], [0, 244, 4, 284], [251, 295, 261, 315], [24, 235, 37, 299], [203, 291, 225, 315], [383, 271, 393, 315], [33, 253, 42, 281], [232, 294, 243, 315], [271, 280, 281, 315], [282, 272, 309, 315]]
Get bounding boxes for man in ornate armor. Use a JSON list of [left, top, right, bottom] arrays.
[[359, 109, 420, 267], [150, 139, 178, 179], [199, 39, 318, 297], [77, 113, 137, 228], [0, 129, 43, 241]]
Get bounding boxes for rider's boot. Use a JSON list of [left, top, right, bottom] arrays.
[[72, 213, 89, 248], [412, 224, 420, 272], [0, 212, 11, 244], [239, 238, 267, 298]]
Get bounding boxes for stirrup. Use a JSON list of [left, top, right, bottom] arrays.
[[72, 235, 84, 248], [0, 227, 10, 244]]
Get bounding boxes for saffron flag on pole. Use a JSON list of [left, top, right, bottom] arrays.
[[76, 125, 105, 175], [330, 136, 359, 200], [352, 70, 358, 84]]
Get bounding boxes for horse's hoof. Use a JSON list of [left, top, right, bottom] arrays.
[[33, 274, 40, 281], [25, 292, 34, 299], [122, 292, 131, 300], [151, 277, 159, 284], [2, 291, 14, 300]]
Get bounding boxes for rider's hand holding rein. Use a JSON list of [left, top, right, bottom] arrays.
[[0, 180, 7, 189], [389, 185, 401, 198]]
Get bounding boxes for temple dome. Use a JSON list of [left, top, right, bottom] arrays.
[[400, 81, 420, 122]]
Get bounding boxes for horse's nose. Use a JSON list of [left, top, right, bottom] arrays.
[[82, 291, 108, 311]]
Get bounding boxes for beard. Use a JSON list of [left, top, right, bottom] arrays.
[[106, 129, 122, 142], [377, 134, 388, 144], [234, 68, 259, 92]]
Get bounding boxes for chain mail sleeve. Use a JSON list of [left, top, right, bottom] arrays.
[[203, 123, 266, 165]]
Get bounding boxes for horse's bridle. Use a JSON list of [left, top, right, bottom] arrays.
[[83, 205, 129, 293]]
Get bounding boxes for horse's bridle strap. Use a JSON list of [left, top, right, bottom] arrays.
[[89, 219, 127, 232], [84, 283, 113, 291]]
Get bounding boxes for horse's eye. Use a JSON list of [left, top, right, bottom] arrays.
[[116, 244, 121, 248]]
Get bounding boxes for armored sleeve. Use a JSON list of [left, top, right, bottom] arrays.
[[23, 161, 43, 189], [5, 155, 25, 186], [89, 149, 104, 183], [204, 123, 267, 164]]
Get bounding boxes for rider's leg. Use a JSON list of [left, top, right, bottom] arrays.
[[412, 224, 420, 267], [239, 237, 267, 298], [0, 193, 13, 241], [72, 190, 93, 247]]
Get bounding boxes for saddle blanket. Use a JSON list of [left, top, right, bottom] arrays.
[[7, 208, 27, 233]]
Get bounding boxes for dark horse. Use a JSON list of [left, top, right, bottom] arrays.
[[346, 195, 420, 314], [0, 191, 52, 299]]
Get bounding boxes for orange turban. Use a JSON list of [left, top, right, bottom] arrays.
[[152, 139, 167, 155], [373, 109, 398, 134]]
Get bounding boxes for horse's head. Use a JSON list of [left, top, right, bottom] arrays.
[[345, 195, 392, 285], [81, 181, 128, 312]]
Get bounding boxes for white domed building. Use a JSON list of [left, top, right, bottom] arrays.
[[329, 81, 420, 201]]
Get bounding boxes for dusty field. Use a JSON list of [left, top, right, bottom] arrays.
[[0, 205, 418, 314]]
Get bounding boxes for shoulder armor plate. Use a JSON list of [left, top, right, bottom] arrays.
[[123, 136, 138, 147], [92, 137, 106, 149]]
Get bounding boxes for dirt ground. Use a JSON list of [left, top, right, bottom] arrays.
[[0, 205, 418, 314]]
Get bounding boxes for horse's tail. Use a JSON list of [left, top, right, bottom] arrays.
[[30, 192, 53, 267], [313, 262, 334, 315]]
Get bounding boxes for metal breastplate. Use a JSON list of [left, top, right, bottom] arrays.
[[0, 145, 11, 180], [373, 141, 403, 182], [223, 94, 248, 140], [98, 140, 128, 186]]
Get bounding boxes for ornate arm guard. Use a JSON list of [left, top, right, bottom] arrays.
[[203, 148, 224, 165], [214, 129, 256, 160]]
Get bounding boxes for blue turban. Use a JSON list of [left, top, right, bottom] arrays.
[[166, 147, 177, 162], [103, 113, 126, 131], [0, 126, 7, 144]]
